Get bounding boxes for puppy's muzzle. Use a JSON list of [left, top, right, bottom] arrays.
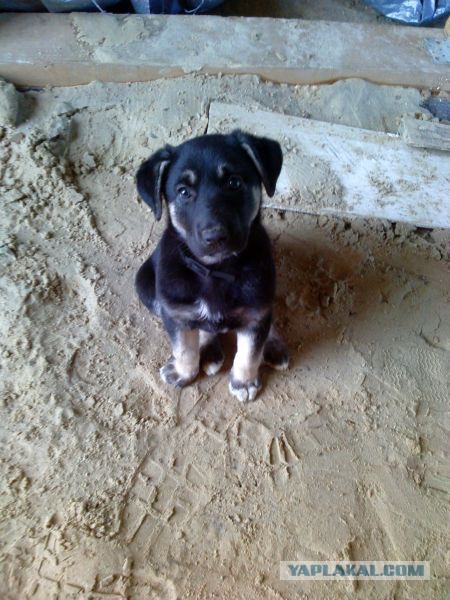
[[200, 224, 228, 246]]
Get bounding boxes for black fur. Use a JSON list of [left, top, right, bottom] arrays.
[[135, 130, 288, 401]]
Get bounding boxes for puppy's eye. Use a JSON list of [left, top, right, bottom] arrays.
[[177, 185, 192, 199], [227, 175, 243, 191]]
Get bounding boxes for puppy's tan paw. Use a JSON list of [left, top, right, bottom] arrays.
[[200, 339, 224, 376], [160, 358, 198, 388], [203, 359, 224, 376], [229, 375, 262, 402]]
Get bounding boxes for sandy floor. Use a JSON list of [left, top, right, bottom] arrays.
[[0, 76, 449, 599]]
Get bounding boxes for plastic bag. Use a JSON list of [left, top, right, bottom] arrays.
[[0, 1, 43, 9], [363, 0, 450, 25], [130, 0, 224, 14], [0, 0, 223, 13], [41, 0, 121, 11], [0, 0, 121, 10]]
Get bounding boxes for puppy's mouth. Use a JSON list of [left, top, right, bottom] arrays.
[[199, 249, 239, 265], [189, 226, 249, 265], [198, 232, 251, 264]]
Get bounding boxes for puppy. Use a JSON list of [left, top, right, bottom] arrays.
[[135, 130, 288, 401]]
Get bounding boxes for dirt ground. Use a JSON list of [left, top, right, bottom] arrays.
[[0, 75, 449, 599]]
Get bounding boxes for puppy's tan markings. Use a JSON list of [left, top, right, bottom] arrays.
[[160, 329, 200, 386], [232, 331, 262, 383], [199, 330, 223, 375], [173, 329, 200, 380], [180, 169, 197, 186], [217, 163, 231, 179], [250, 185, 262, 222], [168, 204, 187, 238]]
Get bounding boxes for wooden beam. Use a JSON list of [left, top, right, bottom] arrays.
[[0, 13, 449, 89]]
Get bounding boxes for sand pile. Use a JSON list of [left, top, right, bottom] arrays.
[[0, 76, 448, 599]]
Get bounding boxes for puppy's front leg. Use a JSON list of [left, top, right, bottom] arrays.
[[160, 326, 200, 388], [229, 316, 271, 402]]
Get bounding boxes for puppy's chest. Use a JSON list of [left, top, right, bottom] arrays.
[[185, 281, 253, 331], [163, 269, 268, 331], [191, 293, 239, 331]]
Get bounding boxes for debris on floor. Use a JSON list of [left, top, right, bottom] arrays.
[[400, 115, 450, 151], [0, 78, 19, 127]]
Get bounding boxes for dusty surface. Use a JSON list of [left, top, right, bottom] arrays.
[[0, 76, 449, 599], [0, 78, 19, 127]]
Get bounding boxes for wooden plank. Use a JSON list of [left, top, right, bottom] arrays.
[[400, 117, 450, 152], [0, 13, 449, 89], [207, 102, 450, 228]]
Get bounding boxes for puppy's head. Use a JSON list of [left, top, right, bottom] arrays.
[[136, 131, 282, 265]]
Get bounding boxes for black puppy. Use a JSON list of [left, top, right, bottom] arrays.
[[135, 130, 288, 402]]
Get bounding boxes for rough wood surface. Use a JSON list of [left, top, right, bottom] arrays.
[[208, 102, 450, 228], [0, 13, 449, 89], [400, 117, 450, 152]]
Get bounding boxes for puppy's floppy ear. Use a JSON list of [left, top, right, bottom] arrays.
[[136, 146, 173, 220], [232, 130, 283, 197]]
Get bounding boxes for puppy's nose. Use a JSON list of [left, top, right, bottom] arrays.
[[201, 225, 227, 245]]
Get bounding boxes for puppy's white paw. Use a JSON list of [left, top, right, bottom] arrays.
[[203, 359, 224, 376], [160, 357, 198, 388], [229, 375, 262, 402], [200, 338, 224, 376], [266, 356, 289, 371]]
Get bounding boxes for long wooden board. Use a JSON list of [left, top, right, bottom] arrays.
[[0, 13, 449, 89], [208, 102, 450, 228]]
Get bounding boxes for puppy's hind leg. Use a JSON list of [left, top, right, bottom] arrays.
[[263, 325, 289, 370], [200, 330, 224, 376], [135, 256, 160, 316]]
